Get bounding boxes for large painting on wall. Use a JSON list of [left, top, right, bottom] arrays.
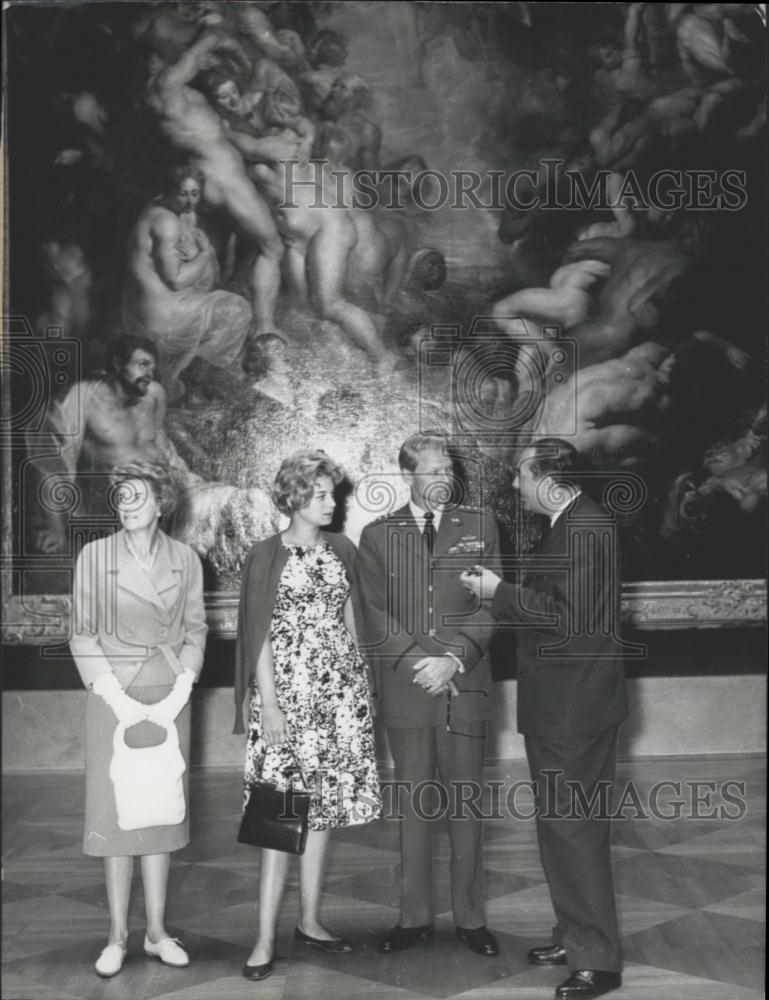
[[3, 1, 767, 638]]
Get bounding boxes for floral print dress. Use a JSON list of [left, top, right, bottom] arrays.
[[244, 542, 381, 830]]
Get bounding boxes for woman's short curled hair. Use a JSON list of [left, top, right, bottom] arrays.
[[272, 450, 343, 516], [110, 461, 177, 518]]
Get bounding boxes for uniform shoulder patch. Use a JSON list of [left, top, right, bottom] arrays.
[[361, 512, 394, 530]]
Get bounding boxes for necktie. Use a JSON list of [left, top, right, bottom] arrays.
[[423, 511, 434, 554]]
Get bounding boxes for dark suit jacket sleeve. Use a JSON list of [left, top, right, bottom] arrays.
[[357, 524, 426, 668], [233, 547, 256, 734], [490, 517, 616, 648], [436, 513, 503, 673], [491, 576, 568, 642]]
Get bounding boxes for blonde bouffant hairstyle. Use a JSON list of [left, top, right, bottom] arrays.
[[271, 450, 344, 516]]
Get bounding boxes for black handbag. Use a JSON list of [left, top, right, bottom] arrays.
[[237, 744, 311, 855]]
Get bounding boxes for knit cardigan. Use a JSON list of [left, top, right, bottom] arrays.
[[233, 530, 366, 734]]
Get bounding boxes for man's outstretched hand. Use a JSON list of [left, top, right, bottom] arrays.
[[460, 566, 502, 602]]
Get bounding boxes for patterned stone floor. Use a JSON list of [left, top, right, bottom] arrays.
[[2, 756, 764, 999]]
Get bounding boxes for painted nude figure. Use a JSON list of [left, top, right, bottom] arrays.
[[208, 87, 395, 373], [26, 336, 192, 554], [122, 165, 252, 395], [146, 31, 284, 333]]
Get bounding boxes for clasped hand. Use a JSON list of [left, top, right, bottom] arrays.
[[96, 670, 195, 728], [411, 656, 459, 697], [144, 670, 195, 726]]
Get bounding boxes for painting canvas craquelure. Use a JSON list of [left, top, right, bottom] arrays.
[[3, 1, 767, 637]]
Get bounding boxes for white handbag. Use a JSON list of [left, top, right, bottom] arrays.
[[109, 721, 187, 831]]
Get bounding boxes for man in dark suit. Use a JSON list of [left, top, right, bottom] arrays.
[[358, 430, 502, 957], [461, 438, 628, 999]]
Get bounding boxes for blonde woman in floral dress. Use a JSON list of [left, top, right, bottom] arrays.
[[234, 450, 381, 982]]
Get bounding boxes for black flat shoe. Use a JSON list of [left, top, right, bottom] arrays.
[[242, 959, 273, 981], [528, 943, 568, 966], [456, 925, 500, 957], [378, 923, 434, 953], [294, 927, 352, 953], [555, 970, 622, 998]]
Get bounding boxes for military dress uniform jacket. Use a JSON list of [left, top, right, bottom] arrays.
[[490, 493, 628, 740], [358, 504, 502, 728], [70, 529, 207, 690]]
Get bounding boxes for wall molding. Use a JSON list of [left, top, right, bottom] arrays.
[[2, 579, 766, 644]]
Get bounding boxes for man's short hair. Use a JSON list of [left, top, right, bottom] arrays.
[[271, 449, 344, 516], [523, 438, 582, 488], [398, 430, 451, 472], [109, 334, 157, 371], [166, 163, 205, 192]]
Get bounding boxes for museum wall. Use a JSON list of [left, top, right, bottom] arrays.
[[3, 629, 766, 770], [3, 3, 766, 770]]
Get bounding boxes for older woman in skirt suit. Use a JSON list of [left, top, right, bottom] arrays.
[[70, 461, 207, 977]]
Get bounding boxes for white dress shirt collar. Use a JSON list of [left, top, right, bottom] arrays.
[[409, 499, 443, 533], [550, 490, 582, 527]]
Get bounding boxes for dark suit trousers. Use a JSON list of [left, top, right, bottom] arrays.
[[387, 722, 487, 929], [525, 728, 621, 973]]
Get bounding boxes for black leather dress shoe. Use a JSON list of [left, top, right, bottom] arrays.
[[555, 970, 622, 998], [378, 924, 434, 953], [242, 959, 273, 981], [528, 943, 568, 966], [294, 927, 352, 953], [456, 925, 500, 957]]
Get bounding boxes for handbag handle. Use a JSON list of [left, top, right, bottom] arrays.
[[112, 719, 179, 754], [275, 738, 310, 792]]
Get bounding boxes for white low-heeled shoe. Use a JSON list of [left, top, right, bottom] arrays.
[[143, 934, 190, 967], [95, 942, 127, 977]]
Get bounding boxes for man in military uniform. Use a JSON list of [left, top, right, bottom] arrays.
[[358, 430, 502, 957]]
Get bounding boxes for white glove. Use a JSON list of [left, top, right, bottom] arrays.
[[91, 673, 149, 727], [145, 670, 195, 726]]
